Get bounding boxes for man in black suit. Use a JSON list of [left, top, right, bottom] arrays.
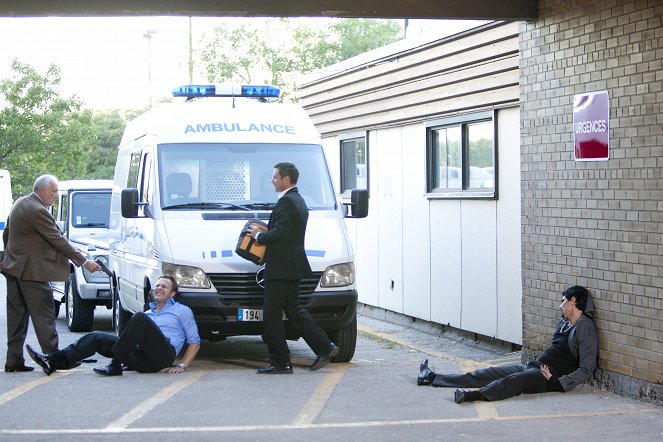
[[248, 162, 338, 374]]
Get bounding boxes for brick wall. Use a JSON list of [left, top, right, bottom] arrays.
[[520, 0, 663, 389]]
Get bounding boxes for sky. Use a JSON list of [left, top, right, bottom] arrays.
[[0, 17, 486, 111]]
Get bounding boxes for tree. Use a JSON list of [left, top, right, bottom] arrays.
[[84, 110, 140, 179], [0, 60, 96, 198], [330, 19, 404, 62], [199, 18, 404, 101]]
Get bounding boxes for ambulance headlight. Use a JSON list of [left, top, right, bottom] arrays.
[[162, 263, 211, 289], [320, 262, 355, 287]]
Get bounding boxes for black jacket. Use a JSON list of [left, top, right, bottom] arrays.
[[256, 187, 312, 280]]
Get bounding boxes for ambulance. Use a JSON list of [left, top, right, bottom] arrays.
[[0, 169, 11, 251], [108, 84, 368, 362]]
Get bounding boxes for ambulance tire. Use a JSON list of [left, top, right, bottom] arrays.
[[66, 274, 94, 332], [113, 279, 133, 336], [328, 315, 357, 363]]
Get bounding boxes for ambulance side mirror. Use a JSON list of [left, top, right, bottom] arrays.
[[121, 188, 140, 218], [343, 188, 368, 219]]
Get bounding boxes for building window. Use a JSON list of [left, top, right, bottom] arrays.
[[340, 131, 368, 195], [427, 111, 496, 198]]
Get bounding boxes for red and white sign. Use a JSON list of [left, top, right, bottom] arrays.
[[573, 90, 610, 161]]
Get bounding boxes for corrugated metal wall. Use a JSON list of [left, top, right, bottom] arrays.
[[299, 21, 520, 135]]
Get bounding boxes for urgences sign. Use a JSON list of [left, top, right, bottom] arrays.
[[573, 90, 610, 161]]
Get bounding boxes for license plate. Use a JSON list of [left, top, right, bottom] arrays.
[[238, 308, 263, 322]]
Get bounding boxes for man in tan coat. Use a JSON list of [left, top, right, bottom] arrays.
[[1, 174, 101, 372]]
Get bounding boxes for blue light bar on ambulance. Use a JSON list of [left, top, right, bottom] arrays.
[[172, 84, 281, 99]]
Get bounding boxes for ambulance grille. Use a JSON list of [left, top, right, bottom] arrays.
[[208, 272, 322, 297]]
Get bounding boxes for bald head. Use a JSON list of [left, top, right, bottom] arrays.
[[33, 174, 59, 207]]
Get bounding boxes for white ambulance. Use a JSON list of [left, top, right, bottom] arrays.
[[108, 84, 368, 362], [0, 169, 11, 251]]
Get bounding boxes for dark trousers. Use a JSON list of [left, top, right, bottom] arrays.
[[263, 279, 331, 366], [431, 362, 550, 401], [52, 312, 176, 373], [5, 274, 58, 367]]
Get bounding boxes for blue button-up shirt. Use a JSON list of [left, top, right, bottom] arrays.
[[145, 298, 201, 355]]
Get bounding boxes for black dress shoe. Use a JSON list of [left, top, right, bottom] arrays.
[[60, 361, 81, 370], [4, 364, 34, 373], [26, 344, 54, 375], [310, 344, 339, 371], [454, 389, 467, 403], [93, 362, 123, 376], [417, 358, 435, 386], [257, 364, 293, 374], [454, 389, 483, 404]]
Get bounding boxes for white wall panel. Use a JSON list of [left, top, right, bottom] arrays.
[[375, 128, 404, 313], [496, 106, 522, 344], [352, 131, 380, 306], [401, 124, 431, 320], [429, 200, 462, 327], [324, 135, 381, 307], [460, 202, 497, 337]]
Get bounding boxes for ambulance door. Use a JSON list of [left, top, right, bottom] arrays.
[[131, 149, 155, 310]]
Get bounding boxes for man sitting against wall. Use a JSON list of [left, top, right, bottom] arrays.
[[417, 285, 598, 403]]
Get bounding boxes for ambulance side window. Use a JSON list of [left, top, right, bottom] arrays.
[[127, 152, 141, 188], [138, 153, 153, 216]]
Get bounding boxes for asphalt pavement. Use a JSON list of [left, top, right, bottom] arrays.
[[0, 275, 661, 441]]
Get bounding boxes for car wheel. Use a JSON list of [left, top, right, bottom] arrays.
[[66, 273, 94, 332], [328, 315, 357, 363], [112, 279, 132, 336]]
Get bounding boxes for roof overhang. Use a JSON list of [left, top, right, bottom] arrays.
[[1, 0, 538, 20]]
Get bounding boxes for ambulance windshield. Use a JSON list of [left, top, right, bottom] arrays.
[[158, 143, 336, 210]]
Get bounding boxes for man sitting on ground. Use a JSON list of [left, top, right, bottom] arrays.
[[417, 285, 598, 403], [27, 274, 200, 376]]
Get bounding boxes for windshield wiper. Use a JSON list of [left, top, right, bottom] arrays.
[[76, 223, 108, 227], [242, 202, 277, 210], [163, 202, 251, 211]]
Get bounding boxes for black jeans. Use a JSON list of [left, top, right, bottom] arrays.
[[431, 362, 550, 401], [53, 312, 176, 373], [262, 279, 331, 366]]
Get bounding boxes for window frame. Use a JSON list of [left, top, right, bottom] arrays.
[[425, 110, 498, 200], [339, 131, 369, 197]]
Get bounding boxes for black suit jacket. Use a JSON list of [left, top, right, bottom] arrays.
[[256, 187, 311, 281]]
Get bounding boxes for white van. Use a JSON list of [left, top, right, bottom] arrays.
[[109, 84, 368, 362], [0, 169, 12, 251], [51, 180, 114, 331]]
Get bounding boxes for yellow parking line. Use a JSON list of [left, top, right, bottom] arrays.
[[0, 371, 73, 406], [104, 369, 210, 431], [291, 364, 348, 426], [457, 360, 499, 419], [360, 322, 504, 419]]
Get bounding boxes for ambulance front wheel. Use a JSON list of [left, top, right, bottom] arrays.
[[328, 315, 357, 363], [112, 278, 133, 335]]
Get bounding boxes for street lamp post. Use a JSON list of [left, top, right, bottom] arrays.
[[143, 28, 157, 105]]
